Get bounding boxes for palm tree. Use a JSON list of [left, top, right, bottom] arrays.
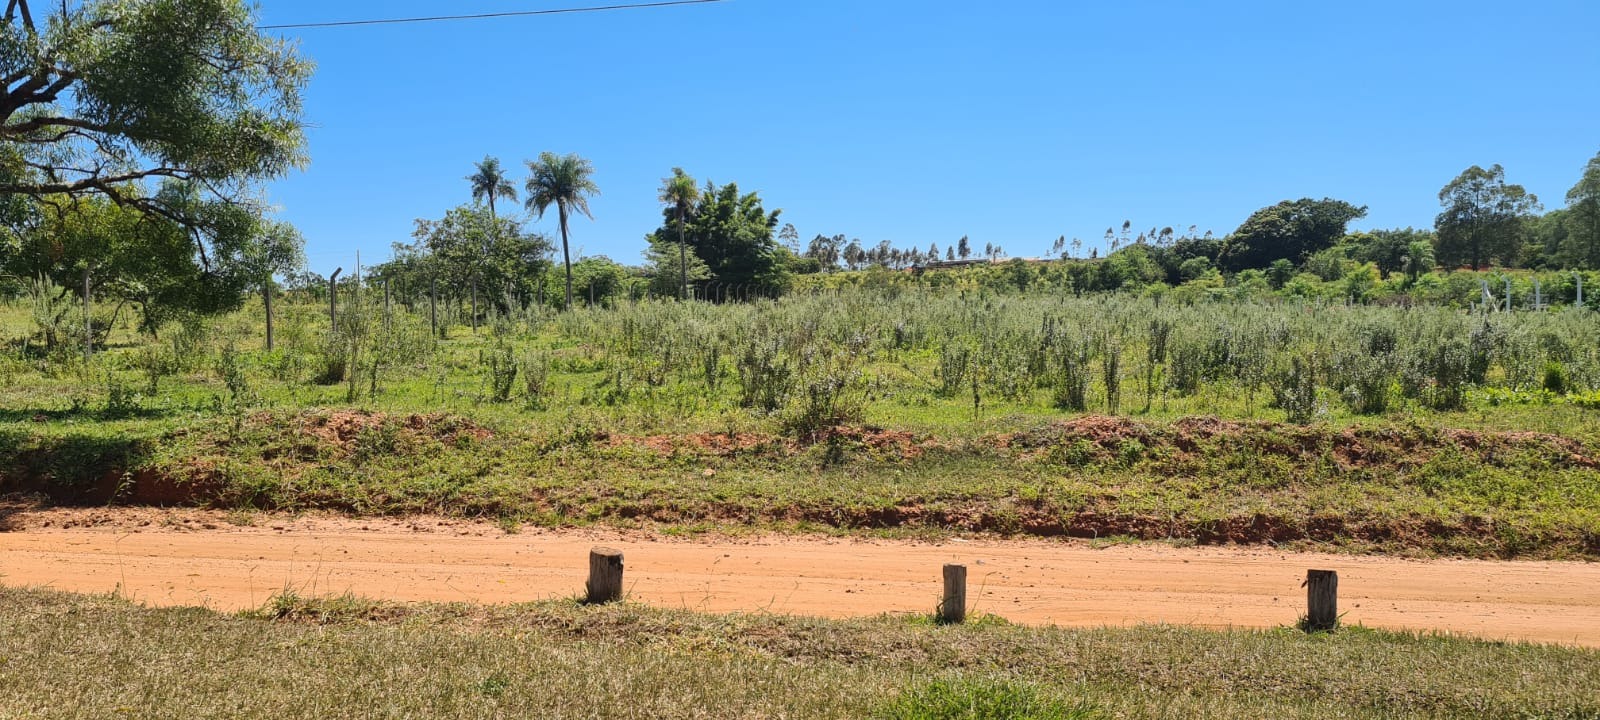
[[525, 152, 599, 310], [467, 156, 518, 222], [658, 167, 699, 301], [464, 157, 517, 328]]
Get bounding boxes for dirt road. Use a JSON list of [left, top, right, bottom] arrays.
[[2, 508, 1596, 647]]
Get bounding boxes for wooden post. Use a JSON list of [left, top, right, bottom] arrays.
[[383, 279, 392, 327], [263, 278, 275, 351], [82, 263, 91, 361], [586, 547, 624, 604], [1305, 569, 1338, 632], [429, 276, 439, 339], [328, 267, 343, 333], [940, 563, 967, 624]]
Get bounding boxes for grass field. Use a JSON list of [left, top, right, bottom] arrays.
[[2, 587, 1596, 719]]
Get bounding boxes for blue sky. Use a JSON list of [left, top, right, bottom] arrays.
[[257, 0, 1600, 274]]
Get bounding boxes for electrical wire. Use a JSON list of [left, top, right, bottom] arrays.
[[258, 0, 728, 30]]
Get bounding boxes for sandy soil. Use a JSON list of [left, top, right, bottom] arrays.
[[2, 507, 1596, 647]]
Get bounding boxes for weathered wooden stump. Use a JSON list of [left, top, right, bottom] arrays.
[[587, 547, 624, 604], [1305, 569, 1338, 632], [940, 563, 968, 624]]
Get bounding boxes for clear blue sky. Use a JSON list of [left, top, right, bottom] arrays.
[[257, 0, 1600, 274]]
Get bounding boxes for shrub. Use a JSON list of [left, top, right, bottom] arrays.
[[1272, 353, 1322, 424], [1050, 337, 1090, 412], [485, 342, 517, 403], [1543, 361, 1570, 396], [522, 351, 552, 409]]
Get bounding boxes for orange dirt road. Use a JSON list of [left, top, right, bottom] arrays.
[[2, 509, 1597, 648]]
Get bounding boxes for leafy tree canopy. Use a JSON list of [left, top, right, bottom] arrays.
[[1343, 227, 1435, 278], [646, 179, 783, 293], [9, 192, 299, 330], [384, 204, 553, 309], [1434, 164, 1541, 271], [1218, 198, 1368, 272], [642, 234, 709, 298], [0, 0, 310, 323], [1562, 151, 1600, 269]]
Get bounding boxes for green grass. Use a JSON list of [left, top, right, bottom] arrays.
[[1, 587, 1596, 719]]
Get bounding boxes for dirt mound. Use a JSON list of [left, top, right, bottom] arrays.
[[263, 410, 492, 454], [1011, 416, 1155, 450]]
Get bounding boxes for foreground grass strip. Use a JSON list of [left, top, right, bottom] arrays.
[[1, 588, 1597, 719]]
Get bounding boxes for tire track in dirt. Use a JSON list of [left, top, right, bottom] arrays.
[[2, 509, 1596, 647]]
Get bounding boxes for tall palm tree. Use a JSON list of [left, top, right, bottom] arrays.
[[658, 167, 699, 300], [467, 156, 518, 222], [525, 152, 599, 310], [465, 157, 517, 329]]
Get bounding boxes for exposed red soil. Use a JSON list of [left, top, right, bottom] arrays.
[[267, 410, 493, 452], [3, 508, 1598, 648]]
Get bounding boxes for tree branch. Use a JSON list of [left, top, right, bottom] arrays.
[[0, 166, 194, 196]]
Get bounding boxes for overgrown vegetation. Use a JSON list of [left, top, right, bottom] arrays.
[[4, 286, 1600, 558]]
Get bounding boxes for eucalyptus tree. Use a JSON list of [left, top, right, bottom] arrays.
[[1565, 151, 1600, 269], [1435, 165, 1541, 271], [525, 152, 599, 310], [658, 167, 699, 300]]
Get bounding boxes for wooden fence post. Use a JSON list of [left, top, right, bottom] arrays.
[[328, 267, 343, 333], [1305, 569, 1338, 631], [82, 263, 91, 361], [429, 276, 439, 339], [940, 564, 967, 624], [263, 278, 275, 351], [587, 547, 624, 604]]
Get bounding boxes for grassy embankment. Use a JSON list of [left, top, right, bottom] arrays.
[[1, 587, 1596, 719]]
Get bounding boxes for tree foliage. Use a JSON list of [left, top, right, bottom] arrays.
[[643, 235, 709, 298], [1434, 164, 1541, 271], [1563, 151, 1600, 269], [0, 0, 310, 324], [384, 204, 552, 310], [467, 156, 517, 221], [646, 178, 783, 294], [1218, 198, 1368, 272]]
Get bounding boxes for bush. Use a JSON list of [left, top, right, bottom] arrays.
[[522, 351, 552, 409], [1272, 353, 1322, 424], [1050, 337, 1090, 412], [484, 342, 517, 403], [1543, 361, 1570, 396]]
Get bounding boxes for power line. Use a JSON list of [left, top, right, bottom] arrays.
[[258, 0, 728, 30]]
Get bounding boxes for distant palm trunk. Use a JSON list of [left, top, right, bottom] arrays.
[[678, 205, 688, 301], [560, 204, 573, 309]]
